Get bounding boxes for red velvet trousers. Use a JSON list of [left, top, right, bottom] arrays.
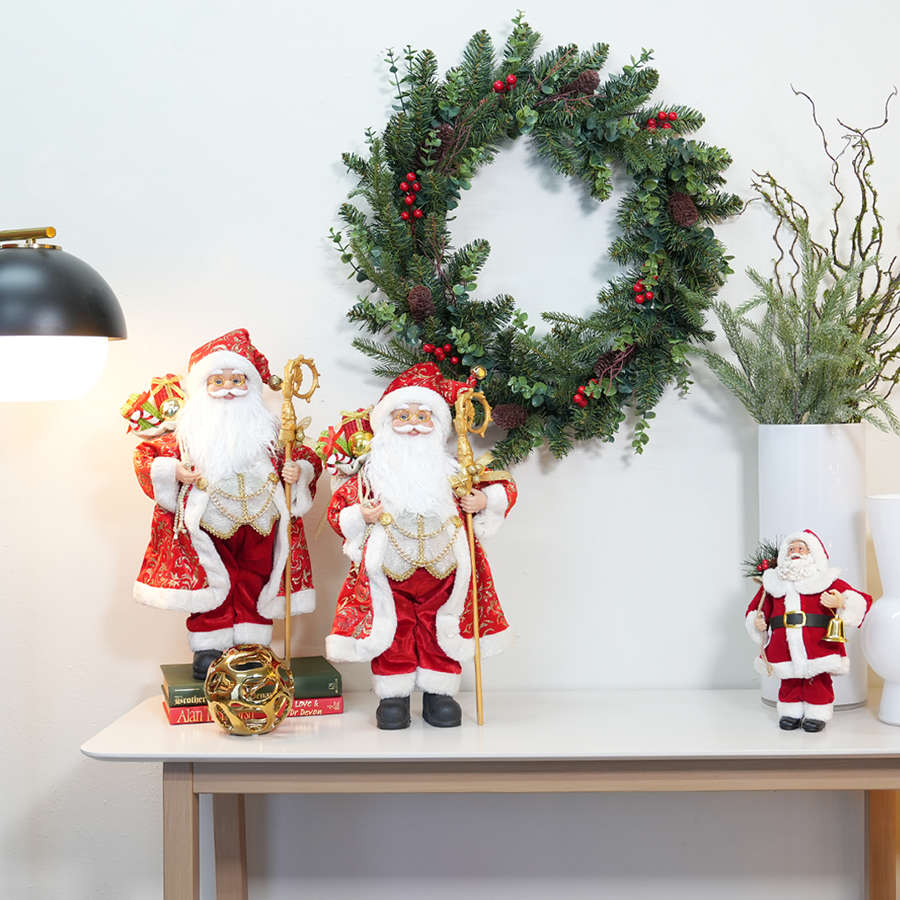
[[370, 568, 462, 677], [778, 673, 834, 707], [186, 525, 275, 636]]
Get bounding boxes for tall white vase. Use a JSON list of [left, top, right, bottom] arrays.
[[758, 423, 867, 708], [861, 495, 900, 724]]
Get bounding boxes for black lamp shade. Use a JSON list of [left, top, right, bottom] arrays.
[[0, 245, 127, 339]]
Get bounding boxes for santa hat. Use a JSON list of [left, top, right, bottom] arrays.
[[369, 362, 479, 436], [778, 529, 829, 571], [184, 328, 274, 397]]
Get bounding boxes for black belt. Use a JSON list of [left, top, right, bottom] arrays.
[[770, 612, 832, 629]]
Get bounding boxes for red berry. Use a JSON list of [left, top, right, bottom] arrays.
[[578, 386, 586, 394], [450, 356, 460, 365], [443, 343, 452, 353], [412, 208, 423, 219], [399, 181, 409, 192], [633, 283, 643, 292], [434, 348, 445, 361], [662, 122, 671, 129], [400, 211, 410, 221], [423, 344, 434, 353], [411, 182, 421, 192], [406, 172, 417, 181], [668, 111, 678, 121], [762, 560, 770, 570], [506, 74, 517, 86], [404, 195, 414, 206], [658, 111, 667, 120], [493, 80, 506, 93], [647, 118, 656, 127], [635, 295, 645, 304], [644, 290, 654, 300], [572, 394, 582, 404]]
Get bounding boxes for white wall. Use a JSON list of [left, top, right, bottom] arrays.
[[1, 2, 898, 898]]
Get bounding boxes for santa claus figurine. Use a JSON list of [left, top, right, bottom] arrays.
[[132, 329, 322, 679], [325, 363, 517, 729], [746, 529, 872, 732]]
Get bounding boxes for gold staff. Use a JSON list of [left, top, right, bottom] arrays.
[[449, 380, 492, 725], [279, 355, 319, 661]]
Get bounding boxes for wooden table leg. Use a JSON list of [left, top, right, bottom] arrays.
[[213, 794, 249, 900], [163, 762, 200, 900], [868, 790, 900, 900]]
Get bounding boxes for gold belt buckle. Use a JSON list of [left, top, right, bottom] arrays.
[[785, 611, 806, 628]]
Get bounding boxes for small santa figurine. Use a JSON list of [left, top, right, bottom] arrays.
[[746, 529, 871, 732], [325, 363, 517, 729], [132, 329, 322, 679]]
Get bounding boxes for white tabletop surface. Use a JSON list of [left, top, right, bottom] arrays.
[[80, 689, 900, 763]]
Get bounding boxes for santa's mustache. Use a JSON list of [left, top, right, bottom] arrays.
[[392, 422, 435, 434], [208, 387, 249, 398]]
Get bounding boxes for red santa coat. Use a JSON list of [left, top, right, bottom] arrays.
[[745, 565, 872, 679], [325, 468, 517, 665], [133, 431, 321, 618]]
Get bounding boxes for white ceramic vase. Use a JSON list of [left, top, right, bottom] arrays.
[[757, 423, 868, 708], [861, 494, 900, 725]]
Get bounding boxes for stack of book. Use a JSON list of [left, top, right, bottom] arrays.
[[160, 655, 343, 725]]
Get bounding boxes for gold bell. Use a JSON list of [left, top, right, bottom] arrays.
[[823, 614, 847, 643]]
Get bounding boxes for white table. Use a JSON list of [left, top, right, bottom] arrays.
[[82, 690, 900, 900]]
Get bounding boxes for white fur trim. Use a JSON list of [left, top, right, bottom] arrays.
[[762, 566, 842, 597], [187, 628, 233, 652], [338, 504, 367, 565], [134, 580, 222, 614], [258, 586, 315, 620], [840, 590, 868, 629], [287, 459, 316, 517], [370, 385, 451, 437], [150, 456, 181, 512], [373, 672, 417, 699], [472, 483, 509, 541], [764, 654, 849, 680], [746, 610, 766, 643], [233, 622, 274, 645], [416, 668, 461, 695], [803, 702, 834, 723], [776, 701, 803, 718]]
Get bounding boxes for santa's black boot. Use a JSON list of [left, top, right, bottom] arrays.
[[422, 692, 462, 728], [376, 696, 411, 730], [192, 649, 222, 680]]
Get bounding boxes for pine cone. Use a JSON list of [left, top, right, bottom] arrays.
[[559, 70, 600, 96], [668, 192, 699, 228], [492, 404, 528, 429], [407, 285, 436, 322], [592, 350, 619, 378], [417, 123, 455, 168]]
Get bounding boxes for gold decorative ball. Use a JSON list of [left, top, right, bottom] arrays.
[[204, 644, 295, 736], [158, 397, 183, 419], [348, 430, 373, 458]]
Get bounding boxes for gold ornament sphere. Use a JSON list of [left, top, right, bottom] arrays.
[[204, 644, 295, 735], [348, 430, 373, 458]]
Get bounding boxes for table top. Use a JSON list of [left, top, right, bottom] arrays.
[[81, 689, 900, 764]]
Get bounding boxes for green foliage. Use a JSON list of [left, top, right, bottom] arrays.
[[333, 14, 740, 465], [699, 90, 900, 434]]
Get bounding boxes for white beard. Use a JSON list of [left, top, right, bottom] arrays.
[[176, 387, 279, 484], [363, 424, 458, 519], [779, 555, 819, 582]]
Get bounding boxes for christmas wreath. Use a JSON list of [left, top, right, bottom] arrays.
[[331, 13, 742, 464]]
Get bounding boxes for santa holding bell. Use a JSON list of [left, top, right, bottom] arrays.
[[746, 529, 871, 732], [131, 329, 322, 679], [325, 363, 517, 729]]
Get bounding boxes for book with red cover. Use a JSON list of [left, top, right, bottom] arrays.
[[162, 694, 344, 725]]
